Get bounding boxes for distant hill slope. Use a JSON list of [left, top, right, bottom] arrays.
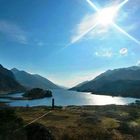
[[11, 68, 60, 90], [0, 65, 25, 94], [70, 66, 140, 98], [73, 81, 89, 88]]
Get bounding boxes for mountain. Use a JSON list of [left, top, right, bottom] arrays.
[[0, 65, 25, 94], [73, 81, 89, 88], [11, 68, 60, 90], [70, 66, 140, 98]]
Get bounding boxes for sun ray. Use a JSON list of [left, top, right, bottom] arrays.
[[71, 23, 98, 44], [86, 0, 140, 46], [86, 0, 129, 13], [66, 0, 138, 49], [112, 23, 140, 45], [53, 23, 97, 53], [117, 0, 129, 9], [86, 0, 99, 11]]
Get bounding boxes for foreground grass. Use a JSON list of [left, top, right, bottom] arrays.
[[0, 105, 140, 140], [16, 105, 140, 140]]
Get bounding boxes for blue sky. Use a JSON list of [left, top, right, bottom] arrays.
[[0, 0, 140, 87]]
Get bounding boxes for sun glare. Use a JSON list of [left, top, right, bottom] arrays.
[[96, 6, 118, 26]]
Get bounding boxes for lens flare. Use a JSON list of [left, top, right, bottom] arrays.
[[85, 0, 140, 46], [96, 7, 118, 26]]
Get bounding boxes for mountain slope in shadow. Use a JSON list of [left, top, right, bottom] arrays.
[[70, 66, 140, 98], [11, 68, 61, 90], [0, 65, 25, 94]]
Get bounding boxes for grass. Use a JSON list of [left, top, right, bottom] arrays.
[[13, 105, 140, 140], [0, 105, 140, 140], [101, 117, 119, 129]]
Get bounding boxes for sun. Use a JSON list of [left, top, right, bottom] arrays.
[[96, 6, 118, 26]]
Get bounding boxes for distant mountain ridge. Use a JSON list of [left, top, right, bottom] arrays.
[[0, 65, 24, 94], [94, 66, 140, 81], [11, 68, 60, 90], [70, 66, 140, 98], [73, 81, 89, 88]]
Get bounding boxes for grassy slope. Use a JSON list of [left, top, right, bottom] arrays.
[[12, 105, 140, 140]]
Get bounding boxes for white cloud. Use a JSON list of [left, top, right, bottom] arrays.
[[0, 20, 28, 44], [119, 48, 128, 55], [70, 0, 140, 46], [136, 60, 140, 66], [71, 11, 113, 44], [125, 23, 139, 32], [71, 13, 97, 44], [95, 49, 113, 58]]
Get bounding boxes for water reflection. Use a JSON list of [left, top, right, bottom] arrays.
[[1, 89, 139, 107]]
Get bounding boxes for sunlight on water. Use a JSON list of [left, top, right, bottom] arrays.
[[83, 93, 133, 105], [1, 89, 139, 107]]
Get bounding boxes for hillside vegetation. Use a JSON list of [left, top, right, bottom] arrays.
[[0, 105, 140, 140]]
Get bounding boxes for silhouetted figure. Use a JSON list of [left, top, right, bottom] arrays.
[[26, 104, 29, 108], [52, 98, 55, 109]]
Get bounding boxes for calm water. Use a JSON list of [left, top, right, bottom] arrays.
[[0, 89, 139, 107]]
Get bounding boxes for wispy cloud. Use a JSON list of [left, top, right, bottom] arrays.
[[0, 20, 28, 44], [136, 60, 140, 66], [124, 23, 139, 32], [71, 0, 140, 46], [95, 49, 113, 58], [71, 13, 97, 44], [94, 47, 129, 58]]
